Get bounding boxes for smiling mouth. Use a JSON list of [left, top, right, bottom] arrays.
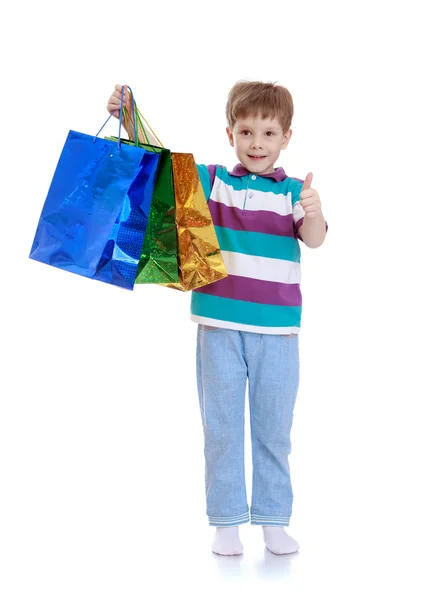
[[248, 155, 266, 160]]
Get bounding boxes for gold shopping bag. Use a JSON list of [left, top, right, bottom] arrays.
[[161, 153, 227, 291]]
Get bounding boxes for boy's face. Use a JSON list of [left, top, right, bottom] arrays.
[[226, 114, 292, 175]]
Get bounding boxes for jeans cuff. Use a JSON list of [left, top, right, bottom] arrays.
[[250, 513, 290, 526], [208, 510, 250, 527]]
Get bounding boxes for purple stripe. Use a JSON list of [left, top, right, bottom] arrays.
[[207, 164, 217, 189], [195, 275, 302, 306], [295, 216, 304, 240], [209, 199, 295, 238]]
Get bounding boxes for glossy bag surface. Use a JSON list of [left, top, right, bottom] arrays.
[[29, 130, 160, 289], [161, 153, 227, 292]]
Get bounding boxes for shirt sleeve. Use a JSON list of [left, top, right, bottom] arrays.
[[196, 164, 217, 202], [292, 180, 306, 241], [292, 179, 328, 242]]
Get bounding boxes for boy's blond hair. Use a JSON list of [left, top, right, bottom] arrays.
[[226, 81, 294, 133]]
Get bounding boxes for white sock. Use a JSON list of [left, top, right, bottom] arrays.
[[212, 526, 244, 556], [262, 526, 300, 555]]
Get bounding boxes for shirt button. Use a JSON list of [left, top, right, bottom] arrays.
[[251, 175, 257, 180], [248, 192, 253, 198]]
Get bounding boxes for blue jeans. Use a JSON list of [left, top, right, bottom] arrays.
[[196, 325, 300, 527]]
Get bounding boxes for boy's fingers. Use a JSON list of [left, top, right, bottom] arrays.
[[115, 86, 126, 102], [108, 99, 121, 108], [114, 84, 131, 95], [108, 84, 131, 118], [113, 85, 131, 105], [118, 86, 128, 107]]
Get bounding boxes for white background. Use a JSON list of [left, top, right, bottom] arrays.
[[1, 0, 434, 598]]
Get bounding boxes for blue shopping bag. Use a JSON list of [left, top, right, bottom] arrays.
[[29, 87, 160, 290]]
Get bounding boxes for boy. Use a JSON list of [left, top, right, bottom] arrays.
[[107, 81, 328, 556]]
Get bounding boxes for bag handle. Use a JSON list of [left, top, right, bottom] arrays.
[[121, 102, 164, 148], [94, 85, 137, 148], [93, 85, 137, 148], [94, 85, 163, 148]]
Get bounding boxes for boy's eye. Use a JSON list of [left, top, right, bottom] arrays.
[[266, 131, 275, 136], [240, 130, 251, 135]]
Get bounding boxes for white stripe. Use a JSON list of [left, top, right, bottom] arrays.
[[221, 250, 301, 284], [292, 200, 305, 224], [191, 315, 300, 336], [212, 179, 293, 216], [251, 519, 289, 524]]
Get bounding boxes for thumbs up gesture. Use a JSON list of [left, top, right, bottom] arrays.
[[300, 172, 322, 220]]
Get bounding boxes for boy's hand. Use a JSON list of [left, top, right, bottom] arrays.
[[106, 84, 133, 121], [300, 172, 322, 219]]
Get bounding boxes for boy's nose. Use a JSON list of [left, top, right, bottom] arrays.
[[250, 138, 263, 149]]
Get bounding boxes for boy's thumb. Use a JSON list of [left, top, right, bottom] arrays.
[[302, 172, 313, 191]]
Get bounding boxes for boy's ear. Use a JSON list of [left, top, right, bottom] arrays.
[[226, 126, 234, 147], [282, 128, 292, 149]]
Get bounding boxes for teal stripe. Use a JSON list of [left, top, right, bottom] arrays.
[[196, 164, 211, 202], [290, 179, 303, 206], [214, 226, 301, 262], [217, 166, 302, 201], [191, 293, 302, 327]]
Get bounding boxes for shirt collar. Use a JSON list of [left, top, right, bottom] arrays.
[[228, 163, 287, 182]]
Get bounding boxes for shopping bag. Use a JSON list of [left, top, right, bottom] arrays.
[[161, 153, 228, 292], [105, 107, 179, 285], [29, 87, 160, 290], [136, 146, 178, 284]]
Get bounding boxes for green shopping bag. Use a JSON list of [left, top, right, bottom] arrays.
[[105, 105, 178, 285]]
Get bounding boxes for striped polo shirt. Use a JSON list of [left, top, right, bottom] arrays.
[[191, 163, 327, 335]]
